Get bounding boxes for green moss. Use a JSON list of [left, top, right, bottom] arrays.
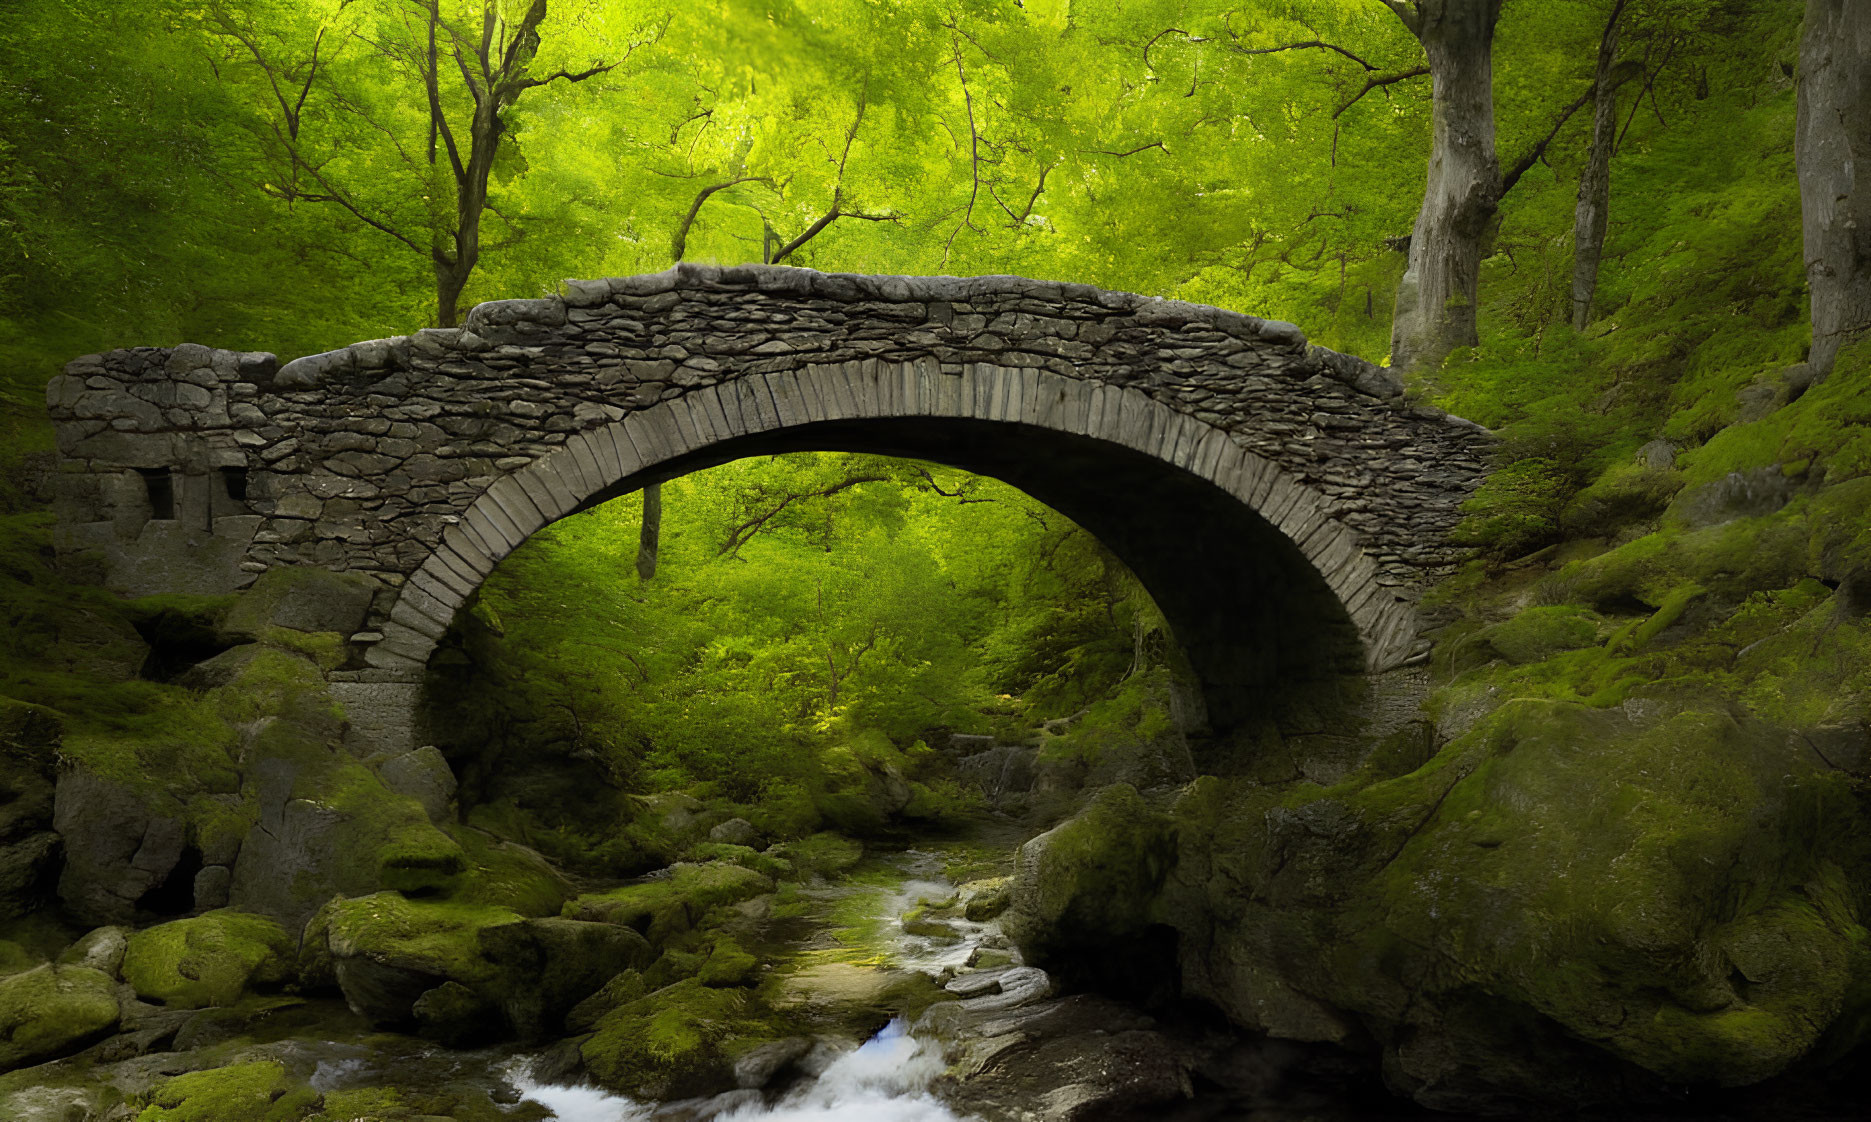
[[0, 962, 119, 1070], [134, 1061, 311, 1122], [448, 827, 571, 917], [1004, 784, 1174, 964], [581, 977, 794, 1099], [322, 764, 466, 897], [210, 647, 338, 729], [698, 936, 759, 987], [321, 893, 521, 986], [1478, 605, 1603, 664], [121, 910, 293, 1009], [566, 862, 774, 944], [769, 832, 863, 879], [1366, 700, 1871, 1083], [258, 627, 347, 671], [684, 841, 794, 880]]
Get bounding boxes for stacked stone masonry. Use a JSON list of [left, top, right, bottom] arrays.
[[46, 263, 1491, 685]]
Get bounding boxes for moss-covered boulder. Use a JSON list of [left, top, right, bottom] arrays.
[[319, 893, 519, 1025], [134, 1060, 318, 1122], [220, 566, 377, 640], [1157, 697, 1871, 1110], [121, 910, 292, 1009], [564, 861, 773, 943], [477, 916, 655, 1038], [0, 963, 120, 1071], [581, 977, 795, 1099], [767, 832, 863, 879], [1475, 605, 1603, 664], [1004, 784, 1175, 978]]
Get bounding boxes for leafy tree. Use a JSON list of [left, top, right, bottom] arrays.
[[193, 0, 662, 326]]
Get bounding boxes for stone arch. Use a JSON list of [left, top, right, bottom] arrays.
[[373, 359, 1412, 730]]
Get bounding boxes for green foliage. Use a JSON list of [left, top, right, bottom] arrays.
[[433, 452, 1158, 869]]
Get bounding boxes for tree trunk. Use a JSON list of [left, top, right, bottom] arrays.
[[435, 258, 471, 328], [1387, 0, 1505, 372], [1571, 4, 1624, 331], [636, 482, 662, 581], [1798, 0, 1871, 381]]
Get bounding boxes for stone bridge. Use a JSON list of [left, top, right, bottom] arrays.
[[45, 264, 1490, 742]]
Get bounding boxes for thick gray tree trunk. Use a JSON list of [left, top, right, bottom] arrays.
[[1798, 0, 1871, 380], [636, 483, 662, 580], [1571, 4, 1625, 331], [1386, 0, 1506, 372]]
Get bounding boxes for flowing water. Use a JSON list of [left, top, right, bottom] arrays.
[[500, 847, 998, 1121]]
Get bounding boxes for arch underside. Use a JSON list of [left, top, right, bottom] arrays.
[[375, 361, 1418, 731]]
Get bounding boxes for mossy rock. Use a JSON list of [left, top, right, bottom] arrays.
[[323, 893, 517, 982], [959, 877, 1012, 922], [121, 910, 292, 1009], [580, 977, 794, 1099], [683, 842, 794, 881], [221, 566, 377, 640], [1004, 784, 1174, 969], [0, 962, 119, 1072], [450, 828, 573, 917], [477, 917, 656, 1039], [564, 862, 773, 943], [567, 969, 648, 1033], [698, 937, 759, 987], [1477, 605, 1603, 664], [318, 892, 520, 1024], [134, 1060, 317, 1122], [767, 833, 863, 879]]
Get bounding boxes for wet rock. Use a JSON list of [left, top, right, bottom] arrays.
[[929, 993, 1202, 1122], [959, 877, 1012, 921], [732, 1035, 811, 1088], [0, 963, 121, 1071]]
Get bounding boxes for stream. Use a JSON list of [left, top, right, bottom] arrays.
[[259, 847, 1009, 1122], [500, 848, 996, 1121]]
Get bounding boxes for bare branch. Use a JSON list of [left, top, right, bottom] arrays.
[[672, 176, 773, 262], [1333, 65, 1429, 117], [768, 210, 898, 265], [1090, 141, 1166, 158], [1224, 37, 1380, 70], [718, 475, 888, 555]]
